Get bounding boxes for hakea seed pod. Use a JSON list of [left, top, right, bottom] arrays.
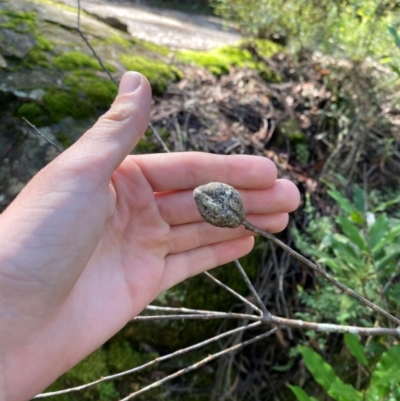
[[193, 182, 245, 228]]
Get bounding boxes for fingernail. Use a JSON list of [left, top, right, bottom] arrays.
[[118, 72, 142, 96]]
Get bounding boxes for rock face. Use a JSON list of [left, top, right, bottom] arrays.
[[0, 0, 182, 211]]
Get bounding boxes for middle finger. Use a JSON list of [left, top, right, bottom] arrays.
[[156, 179, 299, 226]]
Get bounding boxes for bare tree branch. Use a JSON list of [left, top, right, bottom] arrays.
[[34, 322, 262, 398], [118, 328, 279, 401]]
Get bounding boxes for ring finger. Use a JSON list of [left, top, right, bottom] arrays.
[[167, 213, 288, 254]]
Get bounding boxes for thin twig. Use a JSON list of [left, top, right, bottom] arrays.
[[135, 311, 400, 337], [243, 219, 400, 326], [148, 122, 171, 153], [34, 322, 262, 398], [234, 259, 270, 317], [22, 118, 62, 154], [76, 0, 117, 86], [118, 328, 279, 401], [133, 312, 259, 322], [204, 271, 263, 315], [268, 315, 400, 336], [146, 305, 227, 314]]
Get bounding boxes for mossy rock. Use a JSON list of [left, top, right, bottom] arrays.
[[119, 55, 182, 95], [16, 102, 49, 126], [54, 51, 117, 72], [177, 44, 254, 76], [42, 87, 96, 122], [177, 43, 281, 82]]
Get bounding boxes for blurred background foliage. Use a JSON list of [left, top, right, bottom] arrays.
[[211, 0, 400, 60]]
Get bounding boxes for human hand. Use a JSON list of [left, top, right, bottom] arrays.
[[0, 72, 300, 400]]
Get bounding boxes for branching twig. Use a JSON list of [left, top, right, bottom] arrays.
[[204, 271, 263, 315], [34, 322, 262, 398], [118, 328, 278, 401], [234, 259, 270, 317]]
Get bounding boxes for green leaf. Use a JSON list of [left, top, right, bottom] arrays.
[[328, 189, 355, 215], [373, 193, 400, 213], [353, 185, 365, 213], [389, 26, 400, 49], [336, 217, 367, 251], [375, 247, 400, 271], [329, 380, 363, 401], [344, 334, 368, 366], [299, 346, 338, 391], [389, 63, 400, 77], [299, 346, 363, 401], [372, 225, 400, 254], [289, 385, 319, 401], [349, 211, 364, 225], [369, 214, 389, 250], [369, 343, 400, 397]]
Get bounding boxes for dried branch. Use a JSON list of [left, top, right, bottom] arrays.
[[133, 312, 259, 322], [234, 259, 270, 316], [135, 311, 400, 337], [34, 322, 262, 398], [118, 328, 279, 401], [204, 271, 263, 315]]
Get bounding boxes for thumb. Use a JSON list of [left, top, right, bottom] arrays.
[[67, 71, 152, 177]]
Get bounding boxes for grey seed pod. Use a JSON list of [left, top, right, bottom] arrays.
[[193, 182, 245, 228]]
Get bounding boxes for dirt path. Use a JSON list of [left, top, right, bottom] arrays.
[[58, 0, 241, 50]]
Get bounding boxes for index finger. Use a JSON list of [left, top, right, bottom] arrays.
[[131, 152, 277, 192]]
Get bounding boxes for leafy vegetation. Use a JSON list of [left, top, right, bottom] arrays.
[[290, 339, 400, 400], [293, 181, 400, 328], [211, 0, 400, 60]]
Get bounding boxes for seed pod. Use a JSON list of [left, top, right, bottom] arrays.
[[193, 182, 245, 228]]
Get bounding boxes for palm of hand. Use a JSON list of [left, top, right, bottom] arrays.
[[0, 73, 300, 401]]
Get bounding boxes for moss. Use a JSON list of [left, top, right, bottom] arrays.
[[29, 0, 79, 14], [54, 51, 117, 72], [43, 87, 96, 122], [136, 39, 170, 56], [46, 347, 119, 401], [177, 44, 281, 82], [103, 34, 134, 48], [247, 38, 284, 58], [16, 102, 49, 126], [0, 9, 54, 71], [177, 45, 254, 76], [37, 35, 53, 51], [106, 338, 157, 373], [119, 55, 182, 95], [24, 46, 52, 69], [66, 75, 118, 108], [0, 10, 36, 33]]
